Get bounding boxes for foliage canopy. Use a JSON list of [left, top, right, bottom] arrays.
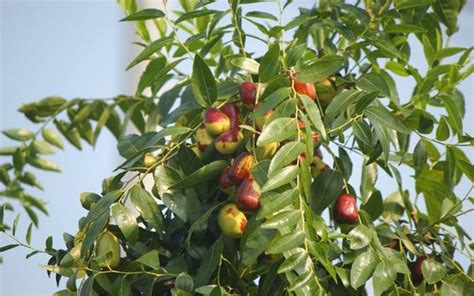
[[1, 0, 473, 295]]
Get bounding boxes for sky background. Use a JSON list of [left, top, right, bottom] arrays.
[[0, 1, 473, 295]]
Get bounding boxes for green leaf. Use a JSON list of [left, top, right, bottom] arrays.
[[297, 55, 346, 83], [230, 57, 260, 74], [126, 37, 173, 70], [385, 24, 427, 33], [439, 94, 462, 134], [350, 249, 377, 289], [245, 11, 278, 21], [33, 140, 55, 154], [130, 185, 163, 231], [339, 3, 370, 23], [422, 34, 435, 64], [29, 157, 62, 172], [310, 171, 344, 214], [25, 223, 33, 245], [240, 219, 276, 267], [80, 276, 94, 296], [194, 238, 224, 287], [432, 0, 462, 35], [324, 90, 361, 122], [434, 47, 466, 61], [385, 61, 409, 77], [288, 271, 313, 292], [286, 43, 306, 67], [257, 118, 297, 146], [394, 0, 433, 9], [261, 210, 300, 229], [54, 120, 82, 150], [414, 140, 428, 173], [266, 230, 304, 254], [300, 95, 327, 141], [0, 244, 19, 252], [449, 146, 474, 182], [357, 72, 399, 104], [42, 129, 64, 149], [257, 188, 299, 219], [170, 160, 227, 190], [422, 259, 446, 284], [365, 105, 410, 133], [136, 250, 160, 269], [175, 9, 218, 24], [361, 191, 383, 221], [268, 142, 305, 178], [348, 225, 373, 250], [3, 129, 34, 141], [120, 9, 164, 21], [278, 251, 308, 273], [111, 204, 138, 245], [436, 116, 450, 140], [162, 192, 200, 223], [373, 261, 396, 295], [252, 87, 291, 119], [259, 44, 280, 82], [352, 120, 372, 146], [81, 210, 109, 256], [175, 272, 194, 293], [135, 58, 183, 96], [262, 165, 299, 192], [383, 191, 405, 222], [192, 54, 217, 107]]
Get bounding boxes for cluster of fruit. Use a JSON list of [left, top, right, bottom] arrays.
[[194, 77, 360, 238]]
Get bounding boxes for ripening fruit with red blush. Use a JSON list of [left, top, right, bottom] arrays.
[[196, 125, 214, 152], [204, 108, 231, 136], [236, 177, 261, 212], [220, 103, 241, 130], [215, 130, 244, 154], [228, 152, 255, 185], [294, 80, 317, 100], [312, 131, 319, 144], [217, 203, 247, 238], [240, 82, 257, 107], [411, 256, 427, 285], [334, 193, 359, 224], [219, 167, 236, 195]]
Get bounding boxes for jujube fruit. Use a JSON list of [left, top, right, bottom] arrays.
[[95, 231, 121, 269], [143, 154, 157, 167], [228, 152, 255, 185], [294, 80, 317, 100], [219, 167, 236, 195], [236, 177, 261, 212], [217, 203, 248, 238], [204, 108, 231, 136], [334, 193, 359, 224], [215, 130, 243, 154], [240, 82, 257, 107], [196, 125, 214, 152], [220, 103, 241, 130], [411, 256, 427, 285]]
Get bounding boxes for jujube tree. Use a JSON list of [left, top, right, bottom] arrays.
[[1, 0, 473, 295]]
